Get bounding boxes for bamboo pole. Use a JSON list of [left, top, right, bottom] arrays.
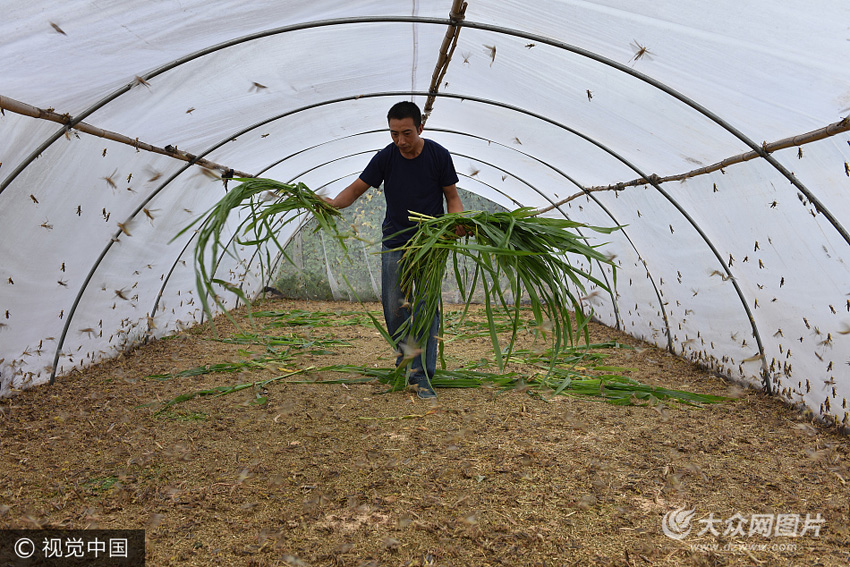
[[0, 94, 254, 179], [536, 115, 850, 214], [422, 0, 467, 125]]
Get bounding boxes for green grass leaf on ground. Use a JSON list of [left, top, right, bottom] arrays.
[[302, 364, 732, 407]]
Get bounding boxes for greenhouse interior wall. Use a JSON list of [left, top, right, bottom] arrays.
[[2, 0, 850, 431]]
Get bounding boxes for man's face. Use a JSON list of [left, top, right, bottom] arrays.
[[389, 117, 423, 155]]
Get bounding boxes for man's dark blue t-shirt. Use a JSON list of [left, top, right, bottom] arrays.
[[359, 139, 459, 248]]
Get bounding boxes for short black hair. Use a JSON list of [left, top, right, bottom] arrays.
[[387, 101, 422, 128]]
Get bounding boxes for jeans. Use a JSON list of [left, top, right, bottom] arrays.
[[381, 245, 439, 380]]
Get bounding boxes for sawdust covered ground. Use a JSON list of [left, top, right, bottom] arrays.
[[1, 298, 848, 566]]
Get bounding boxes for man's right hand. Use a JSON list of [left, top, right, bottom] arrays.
[[454, 224, 470, 238]]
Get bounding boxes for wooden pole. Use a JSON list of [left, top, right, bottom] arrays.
[[422, 0, 467, 125], [536, 115, 850, 214], [0, 94, 254, 179]]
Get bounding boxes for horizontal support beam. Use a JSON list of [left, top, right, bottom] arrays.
[[538, 115, 850, 212], [0, 94, 253, 179]]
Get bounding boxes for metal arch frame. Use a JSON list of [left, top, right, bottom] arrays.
[[146, 132, 582, 322], [147, 231, 200, 335], [178, 122, 674, 350], [239, 91, 768, 382], [26, 15, 819, 385], [46, 89, 754, 385], [5, 14, 843, 243], [450, 20, 850, 248], [179, 150, 610, 315], [45, 156, 228, 383], [164, 124, 669, 341]]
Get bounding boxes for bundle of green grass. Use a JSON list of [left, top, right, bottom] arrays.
[[397, 208, 618, 378], [175, 177, 345, 322]]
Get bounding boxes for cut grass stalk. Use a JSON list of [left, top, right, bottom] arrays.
[[143, 367, 312, 414], [252, 309, 376, 328], [213, 332, 351, 352], [146, 349, 294, 381]]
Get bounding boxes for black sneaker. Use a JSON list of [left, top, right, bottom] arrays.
[[408, 373, 437, 399]]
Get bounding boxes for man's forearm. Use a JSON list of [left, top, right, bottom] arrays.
[[446, 196, 464, 213], [443, 184, 464, 214], [325, 178, 370, 209]]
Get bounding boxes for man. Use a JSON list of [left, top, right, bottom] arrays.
[[324, 101, 464, 398]]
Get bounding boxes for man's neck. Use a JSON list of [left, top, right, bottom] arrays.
[[400, 138, 425, 159]]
